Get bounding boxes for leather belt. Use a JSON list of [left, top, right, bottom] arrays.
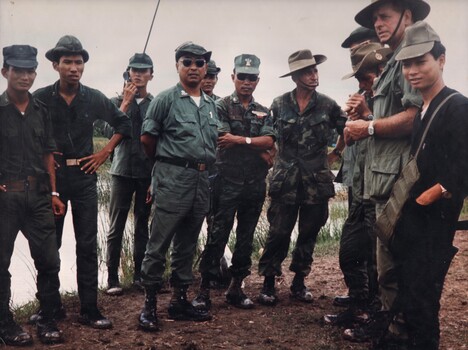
[[2, 176, 38, 192], [155, 156, 207, 171], [66, 159, 81, 166]]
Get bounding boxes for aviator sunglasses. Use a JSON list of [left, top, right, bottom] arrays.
[[180, 58, 206, 68], [236, 73, 258, 82]]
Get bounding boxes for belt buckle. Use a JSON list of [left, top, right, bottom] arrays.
[[66, 159, 80, 166], [198, 163, 206, 171]]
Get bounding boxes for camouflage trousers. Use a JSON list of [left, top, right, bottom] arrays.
[[258, 200, 328, 277], [199, 176, 266, 280]]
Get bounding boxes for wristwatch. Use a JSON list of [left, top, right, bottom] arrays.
[[368, 120, 375, 136], [51, 192, 60, 197], [245, 137, 252, 145]]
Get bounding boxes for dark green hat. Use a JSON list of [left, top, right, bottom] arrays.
[[46, 35, 89, 62], [395, 21, 441, 61], [128, 53, 153, 69], [175, 41, 211, 62], [355, 0, 430, 29], [341, 27, 378, 48], [280, 49, 326, 78], [3, 45, 38, 68], [234, 54, 260, 74], [207, 60, 221, 75]]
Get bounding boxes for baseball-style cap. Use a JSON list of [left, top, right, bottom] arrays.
[[3, 45, 38, 68], [128, 53, 153, 69], [207, 60, 221, 75], [175, 41, 211, 62], [46, 35, 89, 62], [234, 54, 260, 74], [395, 21, 441, 61]]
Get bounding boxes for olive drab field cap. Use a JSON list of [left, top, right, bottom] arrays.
[[128, 53, 153, 69], [3, 45, 38, 68], [46, 35, 89, 62], [280, 49, 327, 78], [207, 60, 221, 75], [341, 27, 378, 48], [342, 42, 392, 79], [175, 41, 211, 62], [234, 54, 260, 75], [395, 21, 441, 61], [355, 0, 430, 29]]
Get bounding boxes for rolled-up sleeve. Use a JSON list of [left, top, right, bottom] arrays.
[[142, 94, 168, 137]]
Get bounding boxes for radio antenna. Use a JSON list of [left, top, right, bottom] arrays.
[[143, 0, 161, 54]]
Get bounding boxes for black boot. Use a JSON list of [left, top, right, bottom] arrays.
[[168, 287, 212, 321], [0, 311, 33, 346], [258, 275, 278, 306], [139, 286, 159, 332], [192, 277, 211, 310], [290, 273, 313, 303], [225, 277, 254, 309]]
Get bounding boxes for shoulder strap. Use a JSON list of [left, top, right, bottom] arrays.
[[414, 92, 459, 159]]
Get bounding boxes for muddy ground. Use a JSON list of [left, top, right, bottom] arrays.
[[8, 232, 467, 350]]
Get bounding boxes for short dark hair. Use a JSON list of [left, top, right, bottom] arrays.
[[429, 41, 446, 59]]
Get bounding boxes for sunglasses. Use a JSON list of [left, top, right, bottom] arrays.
[[236, 73, 258, 82], [180, 58, 206, 68]]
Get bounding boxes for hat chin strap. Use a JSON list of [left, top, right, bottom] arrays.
[[385, 10, 405, 46]]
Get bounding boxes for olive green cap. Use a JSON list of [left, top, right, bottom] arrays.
[[234, 54, 260, 74], [395, 21, 441, 61]]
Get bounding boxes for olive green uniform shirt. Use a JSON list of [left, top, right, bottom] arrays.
[[363, 43, 422, 203]]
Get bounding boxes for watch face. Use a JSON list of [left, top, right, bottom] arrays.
[[246, 137, 252, 144]]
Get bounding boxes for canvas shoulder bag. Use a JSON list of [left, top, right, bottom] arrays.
[[375, 92, 459, 246]]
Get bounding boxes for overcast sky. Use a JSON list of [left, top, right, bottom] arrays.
[[1, 0, 467, 108]]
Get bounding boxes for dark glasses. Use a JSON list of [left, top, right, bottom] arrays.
[[236, 73, 258, 82], [180, 58, 206, 68]]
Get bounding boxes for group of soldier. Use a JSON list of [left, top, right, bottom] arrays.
[[1, 0, 467, 349]]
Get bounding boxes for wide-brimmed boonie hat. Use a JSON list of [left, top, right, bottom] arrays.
[[46, 35, 89, 62], [395, 21, 441, 61], [280, 49, 327, 78], [355, 0, 430, 29], [342, 42, 392, 79]]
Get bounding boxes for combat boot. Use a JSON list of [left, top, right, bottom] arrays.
[[225, 277, 254, 309], [192, 277, 211, 310], [0, 311, 33, 346], [139, 286, 159, 332], [290, 273, 313, 303], [257, 275, 278, 306], [168, 287, 212, 321], [36, 317, 63, 344]]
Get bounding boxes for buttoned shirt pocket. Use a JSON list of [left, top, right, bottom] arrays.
[[309, 113, 332, 146], [278, 115, 297, 143], [249, 117, 263, 137], [369, 153, 402, 200], [174, 113, 198, 138]]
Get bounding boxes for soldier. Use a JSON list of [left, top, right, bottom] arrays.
[[257, 49, 347, 305], [392, 21, 468, 350], [138, 42, 218, 331], [201, 60, 221, 100], [331, 27, 381, 309], [193, 54, 275, 310], [32, 35, 131, 329], [102, 53, 154, 296], [343, 0, 427, 344], [0, 45, 64, 345], [324, 42, 391, 326]]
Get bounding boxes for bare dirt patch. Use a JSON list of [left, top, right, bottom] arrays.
[[10, 232, 467, 350]]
